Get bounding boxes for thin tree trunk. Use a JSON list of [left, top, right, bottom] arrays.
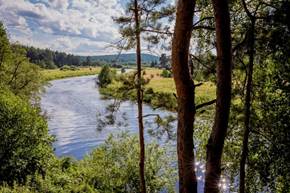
[[204, 0, 233, 192], [239, 6, 256, 193], [134, 0, 146, 192], [171, 0, 197, 192]]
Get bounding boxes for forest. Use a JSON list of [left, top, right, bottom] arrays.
[[18, 45, 159, 69], [0, 0, 289, 193]]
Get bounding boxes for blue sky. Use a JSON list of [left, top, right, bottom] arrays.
[[0, 0, 126, 55]]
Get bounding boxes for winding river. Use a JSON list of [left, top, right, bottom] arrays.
[[40, 75, 232, 192], [41, 75, 175, 159]]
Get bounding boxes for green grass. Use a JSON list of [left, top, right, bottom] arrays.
[[101, 68, 216, 111], [42, 67, 101, 81], [144, 68, 216, 100]]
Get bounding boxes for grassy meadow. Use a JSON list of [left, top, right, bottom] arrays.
[[41, 67, 101, 81], [144, 68, 216, 100], [100, 67, 216, 110]]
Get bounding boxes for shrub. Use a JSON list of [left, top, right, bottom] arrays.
[[160, 69, 172, 78], [0, 88, 54, 184], [0, 134, 176, 193], [79, 133, 176, 193], [97, 65, 115, 88]]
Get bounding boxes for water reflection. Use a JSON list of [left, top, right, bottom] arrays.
[[41, 75, 231, 193], [41, 75, 174, 159]]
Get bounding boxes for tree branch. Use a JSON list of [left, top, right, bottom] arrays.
[[196, 99, 216, 110], [192, 25, 215, 31], [142, 28, 173, 35], [192, 17, 214, 27], [194, 83, 203, 87]]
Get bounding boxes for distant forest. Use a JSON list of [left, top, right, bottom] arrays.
[[18, 45, 159, 69]]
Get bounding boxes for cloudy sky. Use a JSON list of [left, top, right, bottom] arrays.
[[0, 0, 127, 55]]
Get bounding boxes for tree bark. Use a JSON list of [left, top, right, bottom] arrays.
[[204, 0, 233, 192], [171, 0, 197, 193], [239, 2, 256, 192], [134, 1, 146, 193]]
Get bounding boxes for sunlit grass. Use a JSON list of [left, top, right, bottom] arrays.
[[144, 68, 216, 100], [42, 67, 101, 81]]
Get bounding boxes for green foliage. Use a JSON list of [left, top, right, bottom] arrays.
[[113, 0, 174, 50], [79, 134, 176, 193], [0, 88, 54, 184], [160, 69, 172, 78], [97, 66, 116, 88], [60, 65, 79, 71], [0, 24, 44, 99], [159, 54, 170, 68], [22, 45, 82, 68], [0, 134, 176, 193]]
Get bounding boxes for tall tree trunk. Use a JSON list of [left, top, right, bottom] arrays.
[[239, 4, 256, 192], [204, 0, 233, 192], [134, 1, 146, 193], [171, 0, 197, 192]]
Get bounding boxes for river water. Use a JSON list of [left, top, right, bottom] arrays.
[[41, 75, 175, 159], [40, 75, 231, 192]]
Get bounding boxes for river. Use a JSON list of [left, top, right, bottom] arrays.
[[41, 75, 175, 159], [40, 75, 231, 192]]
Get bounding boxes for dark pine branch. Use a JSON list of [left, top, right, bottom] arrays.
[[196, 99, 216, 110]]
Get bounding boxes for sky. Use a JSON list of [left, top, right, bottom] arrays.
[[0, 0, 127, 56]]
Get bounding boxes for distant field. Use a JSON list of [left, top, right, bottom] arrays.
[[42, 67, 101, 81], [143, 68, 216, 100]]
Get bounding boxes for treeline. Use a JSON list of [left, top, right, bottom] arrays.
[[19, 45, 86, 68], [19, 45, 161, 69]]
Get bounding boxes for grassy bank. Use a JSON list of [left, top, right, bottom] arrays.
[[42, 67, 101, 81], [100, 68, 216, 111], [144, 68, 216, 100]]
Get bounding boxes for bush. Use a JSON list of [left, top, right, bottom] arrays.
[[0, 88, 54, 184], [0, 134, 176, 193], [79, 134, 176, 192], [60, 65, 78, 71], [160, 70, 172, 78], [97, 65, 115, 88]]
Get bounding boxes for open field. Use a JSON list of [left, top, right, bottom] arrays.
[[143, 68, 216, 100], [41, 67, 101, 81], [101, 67, 216, 110]]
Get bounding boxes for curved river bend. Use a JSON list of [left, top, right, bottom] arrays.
[[41, 75, 174, 159], [41, 75, 232, 192]]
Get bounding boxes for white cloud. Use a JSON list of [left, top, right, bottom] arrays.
[[0, 0, 123, 55]]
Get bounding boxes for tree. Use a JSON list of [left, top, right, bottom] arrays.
[[0, 24, 44, 99], [0, 88, 53, 184], [204, 0, 233, 192], [84, 56, 92, 66], [159, 53, 168, 68], [171, 0, 197, 192], [113, 1, 173, 192], [97, 65, 115, 88], [238, 0, 260, 192]]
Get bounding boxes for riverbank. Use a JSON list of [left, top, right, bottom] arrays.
[[41, 67, 101, 81], [100, 68, 216, 111]]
